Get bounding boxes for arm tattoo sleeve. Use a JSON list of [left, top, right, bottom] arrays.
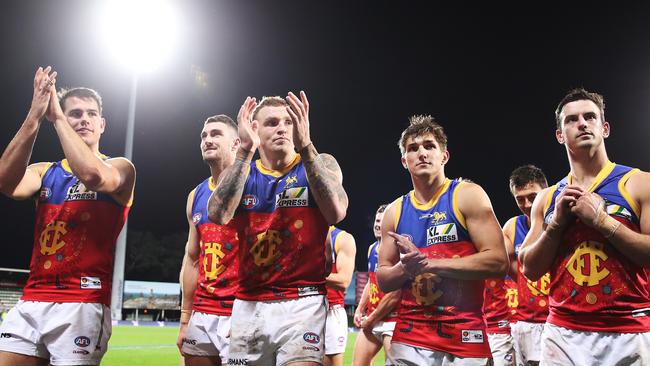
[[207, 158, 249, 223], [301, 145, 349, 209]]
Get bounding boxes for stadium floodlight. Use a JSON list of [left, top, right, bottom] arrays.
[[100, 0, 179, 73], [98, 0, 180, 321]]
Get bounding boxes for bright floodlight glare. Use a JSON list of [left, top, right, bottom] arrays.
[[101, 0, 178, 72]]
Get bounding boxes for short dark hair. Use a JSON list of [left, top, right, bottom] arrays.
[[509, 165, 548, 193], [58, 87, 103, 114], [204, 114, 238, 135], [398, 115, 448, 155], [555, 88, 605, 128]]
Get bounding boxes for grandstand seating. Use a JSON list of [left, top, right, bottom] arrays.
[[0, 288, 22, 310]]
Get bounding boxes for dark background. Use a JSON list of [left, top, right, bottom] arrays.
[[2, 2, 650, 280]]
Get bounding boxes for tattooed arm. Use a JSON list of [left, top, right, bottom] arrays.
[[207, 96, 258, 224], [207, 148, 251, 224], [285, 90, 348, 224], [300, 145, 348, 224]]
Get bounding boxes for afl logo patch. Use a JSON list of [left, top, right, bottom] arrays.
[[192, 213, 202, 224], [39, 187, 51, 200], [242, 194, 258, 209], [74, 336, 91, 347], [303, 332, 320, 344]]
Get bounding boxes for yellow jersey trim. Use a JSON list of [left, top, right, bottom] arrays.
[[125, 193, 134, 208], [61, 154, 109, 174], [543, 185, 557, 214], [391, 196, 403, 232], [618, 168, 640, 218], [334, 229, 343, 254], [408, 178, 451, 211], [508, 216, 517, 242], [452, 180, 467, 230], [39, 162, 54, 178], [61, 159, 72, 173], [568, 161, 615, 193], [208, 176, 217, 191], [367, 242, 374, 258], [188, 188, 197, 208], [255, 154, 301, 178]]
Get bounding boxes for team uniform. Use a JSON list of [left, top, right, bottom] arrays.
[[541, 162, 650, 365], [482, 275, 517, 366], [510, 214, 549, 366], [388, 178, 492, 366], [365, 240, 398, 341], [181, 177, 239, 362], [0, 158, 129, 365], [227, 155, 330, 365], [324, 226, 349, 356]]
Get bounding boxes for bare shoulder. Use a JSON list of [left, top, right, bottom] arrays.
[[503, 216, 517, 232], [337, 230, 357, 253], [27, 161, 53, 176], [340, 230, 356, 246], [456, 181, 492, 210], [623, 169, 650, 202], [106, 157, 136, 173]]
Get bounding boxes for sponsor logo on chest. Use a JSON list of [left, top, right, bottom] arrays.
[[276, 187, 308, 208], [426, 223, 458, 245], [65, 181, 97, 201]]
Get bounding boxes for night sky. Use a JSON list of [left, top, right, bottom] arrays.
[[2, 1, 650, 274]]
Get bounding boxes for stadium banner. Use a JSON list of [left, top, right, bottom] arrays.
[[123, 280, 180, 310]]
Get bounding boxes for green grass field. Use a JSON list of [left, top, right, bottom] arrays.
[[102, 326, 384, 366]]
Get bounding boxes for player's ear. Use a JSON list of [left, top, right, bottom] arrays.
[[401, 155, 408, 170], [602, 121, 610, 138], [555, 128, 564, 144], [441, 150, 450, 165]]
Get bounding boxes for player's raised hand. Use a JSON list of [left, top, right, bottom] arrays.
[[285, 90, 312, 151], [45, 74, 65, 123], [237, 96, 260, 154], [29, 66, 57, 121]]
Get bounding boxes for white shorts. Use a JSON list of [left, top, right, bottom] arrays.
[[487, 333, 515, 366], [541, 323, 650, 366], [371, 320, 396, 342], [0, 300, 110, 366], [324, 305, 347, 355], [388, 342, 492, 366], [228, 295, 326, 366], [510, 321, 543, 365], [181, 311, 230, 362]]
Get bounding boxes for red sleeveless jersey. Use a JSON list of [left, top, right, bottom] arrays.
[[22, 159, 130, 306], [232, 156, 330, 301], [190, 177, 239, 315], [391, 179, 491, 358], [325, 226, 345, 307], [511, 215, 549, 323], [482, 278, 517, 334], [544, 163, 650, 332]]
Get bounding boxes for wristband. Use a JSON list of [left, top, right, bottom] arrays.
[[180, 309, 192, 324], [602, 215, 622, 239]]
